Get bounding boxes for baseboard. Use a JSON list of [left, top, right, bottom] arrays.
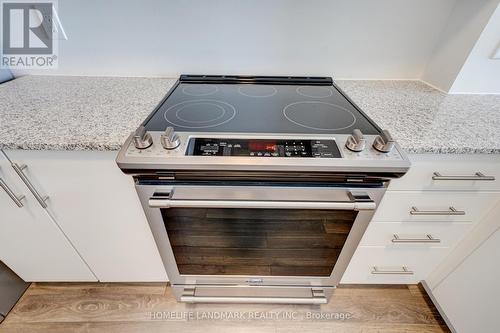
[[421, 281, 457, 333]]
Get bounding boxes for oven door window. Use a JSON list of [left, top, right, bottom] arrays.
[[161, 208, 357, 277]]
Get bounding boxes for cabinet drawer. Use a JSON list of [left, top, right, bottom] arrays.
[[341, 246, 450, 284], [389, 155, 500, 192], [372, 192, 500, 222], [360, 222, 472, 247]]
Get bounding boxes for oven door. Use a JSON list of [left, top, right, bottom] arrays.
[[136, 184, 384, 300]]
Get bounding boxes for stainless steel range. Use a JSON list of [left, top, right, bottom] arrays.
[[116, 75, 410, 304]]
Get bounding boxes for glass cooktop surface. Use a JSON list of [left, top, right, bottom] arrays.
[[144, 82, 380, 135]]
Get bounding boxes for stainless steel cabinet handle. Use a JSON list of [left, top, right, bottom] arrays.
[[392, 234, 441, 243], [410, 206, 465, 216], [149, 198, 376, 211], [371, 266, 414, 275], [432, 172, 495, 181], [11, 163, 49, 209], [0, 178, 25, 207]]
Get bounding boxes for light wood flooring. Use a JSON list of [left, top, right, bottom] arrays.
[[0, 283, 450, 333]]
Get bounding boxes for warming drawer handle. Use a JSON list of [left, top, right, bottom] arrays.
[[432, 172, 495, 181], [180, 288, 327, 304], [410, 206, 465, 216], [0, 178, 25, 208], [392, 234, 441, 243], [371, 266, 414, 275], [148, 198, 376, 211], [180, 295, 328, 304]]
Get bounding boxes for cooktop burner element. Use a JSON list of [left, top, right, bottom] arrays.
[[182, 84, 218, 96], [296, 86, 333, 98], [238, 85, 278, 98], [283, 101, 356, 131], [163, 99, 236, 129]]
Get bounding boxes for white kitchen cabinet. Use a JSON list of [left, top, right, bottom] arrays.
[[0, 153, 96, 282], [425, 202, 500, 333], [341, 245, 450, 284], [372, 191, 500, 223], [388, 154, 500, 192], [342, 153, 500, 285], [4, 150, 168, 282]]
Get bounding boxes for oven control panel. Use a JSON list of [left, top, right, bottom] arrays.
[[187, 138, 342, 158]]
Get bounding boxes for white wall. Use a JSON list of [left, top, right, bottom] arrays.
[[450, 3, 500, 94], [422, 0, 500, 92], [14, 0, 457, 79]]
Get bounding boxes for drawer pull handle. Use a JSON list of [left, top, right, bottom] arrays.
[[0, 178, 25, 208], [392, 234, 441, 243], [432, 172, 495, 181], [12, 163, 49, 209], [371, 266, 414, 275], [410, 206, 465, 216]]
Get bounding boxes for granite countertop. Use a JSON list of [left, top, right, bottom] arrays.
[[1, 76, 499, 154], [0, 76, 176, 150]]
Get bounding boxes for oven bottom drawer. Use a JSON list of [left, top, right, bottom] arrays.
[[340, 246, 450, 284], [172, 285, 334, 304]]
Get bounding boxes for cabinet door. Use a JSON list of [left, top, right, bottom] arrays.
[[5, 150, 167, 282], [432, 227, 500, 333], [0, 155, 96, 282], [427, 202, 500, 333]]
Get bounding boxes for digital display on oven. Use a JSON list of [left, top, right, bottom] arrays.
[[187, 138, 341, 158], [248, 141, 277, 153]]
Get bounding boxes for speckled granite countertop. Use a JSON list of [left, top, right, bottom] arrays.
[[1, 76, 499, 153], [336, 81, 500, 154], [0, 76, 176, 150]]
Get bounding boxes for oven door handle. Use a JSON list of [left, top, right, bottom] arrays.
[[148, 197, 376, 211]]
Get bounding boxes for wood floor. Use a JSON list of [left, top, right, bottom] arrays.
[[0, 283, 450, 333]]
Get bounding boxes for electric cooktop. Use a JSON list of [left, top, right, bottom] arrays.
[[117, 75, 410, 176], [143, 75, 381, 135]]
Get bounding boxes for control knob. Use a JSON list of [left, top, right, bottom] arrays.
[[345, 129, 366, 152], [133, 125, 153, 149], [161, 126, 181, 150], [373, 130, 395, 153]]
